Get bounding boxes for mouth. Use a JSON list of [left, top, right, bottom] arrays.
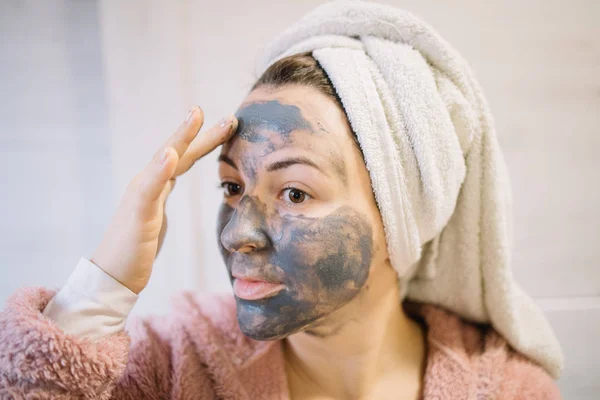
[[232, 274, 286, 301]]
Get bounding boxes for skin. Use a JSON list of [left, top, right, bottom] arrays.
[[217, 85, 425, 399]]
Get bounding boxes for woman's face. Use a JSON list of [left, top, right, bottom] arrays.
[[217, 84, 388, 340]]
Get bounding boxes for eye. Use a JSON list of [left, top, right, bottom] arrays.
[[282, 187, 310, 204], [220, 181, 242, 197]]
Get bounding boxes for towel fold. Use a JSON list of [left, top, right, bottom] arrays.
[[257, 0, 563, 378]]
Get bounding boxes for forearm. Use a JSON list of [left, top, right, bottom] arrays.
[[42, 257, 138, 340]]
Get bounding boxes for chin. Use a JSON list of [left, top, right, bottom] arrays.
[[234, 297, 319, 341], [239, 326, 292, 341]]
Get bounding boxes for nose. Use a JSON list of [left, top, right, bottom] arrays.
[[220, 196, 270, 253]]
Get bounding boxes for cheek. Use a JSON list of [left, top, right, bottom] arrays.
[[226, 204, 375, 340], [275, 207, 373, 302]]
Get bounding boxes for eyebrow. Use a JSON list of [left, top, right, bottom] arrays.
[[218, 154, 237, 170], [266, 156, 330, 177], [218, 154, 331, 178]]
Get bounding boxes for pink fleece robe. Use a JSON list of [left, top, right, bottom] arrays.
[[0, 287, 560, 399]]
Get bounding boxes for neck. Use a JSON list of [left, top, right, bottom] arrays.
[[282, 261, 426, 399]]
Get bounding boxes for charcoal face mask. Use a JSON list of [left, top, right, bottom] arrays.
[[216, 100, 374, 340]]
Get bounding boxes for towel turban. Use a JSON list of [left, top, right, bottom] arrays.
[[255, 0, 563, 378]]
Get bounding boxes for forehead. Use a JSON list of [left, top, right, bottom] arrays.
[[235, 100, 314, 144], [222, 86, 352, 167]]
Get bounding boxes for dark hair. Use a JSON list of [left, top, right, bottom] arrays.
[[252, 52, 363, 154]]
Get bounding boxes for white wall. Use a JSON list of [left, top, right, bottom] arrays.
[[1, 0, 598, 397], [0, 1, 112, 303]]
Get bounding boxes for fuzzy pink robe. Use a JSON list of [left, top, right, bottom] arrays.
[[0, 287, 560, 399]]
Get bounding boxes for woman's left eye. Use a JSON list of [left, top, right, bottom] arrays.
[[282, 187, 311, 204]]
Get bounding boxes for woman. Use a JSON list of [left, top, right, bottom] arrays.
[[0, 2, 562, 399]]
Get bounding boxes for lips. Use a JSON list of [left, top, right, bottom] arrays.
[[233, 276, 286, 300], [229, 257, 286, 301]]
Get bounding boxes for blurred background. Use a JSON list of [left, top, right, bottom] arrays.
[[0, 0, 598, 397]]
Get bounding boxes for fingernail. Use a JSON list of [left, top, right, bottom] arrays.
[[220, 115, 237, 132], [184, 107, 196, 123]]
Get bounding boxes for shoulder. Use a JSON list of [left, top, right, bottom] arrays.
[[500, 351, 562, 400], [126, 291, 239, 347], [131, 290, 276, 368], [165, 290, 239, 340], [109, 292, 243, 398], [406, 302, 561, 400]]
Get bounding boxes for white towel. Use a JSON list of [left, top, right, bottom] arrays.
[[256, 0, 563, 378]]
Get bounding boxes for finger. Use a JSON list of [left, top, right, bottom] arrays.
[[153, 106, 205, 163], [156, 211, 168, 258], [150, 178, 175, 228], [175, 114, 238, 176], [157, 178, 176, 208], [155, 179, 175, 237], [155, 179, 174, 258], [138, 106, 201, 204], [139, 147, 178, 205]]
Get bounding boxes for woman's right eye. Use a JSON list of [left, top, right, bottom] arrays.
[[220, 182, 242, 197]]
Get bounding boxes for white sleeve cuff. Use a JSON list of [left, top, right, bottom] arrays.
[[42, 257, 139, 341]]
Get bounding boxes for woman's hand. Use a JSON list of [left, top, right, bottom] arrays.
[[91, 107, 237, 294]]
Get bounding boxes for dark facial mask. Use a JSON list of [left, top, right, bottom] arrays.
[[216, 100, 374, 340], [235, 100, 315, 143], [217, 199, 373, 340]]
